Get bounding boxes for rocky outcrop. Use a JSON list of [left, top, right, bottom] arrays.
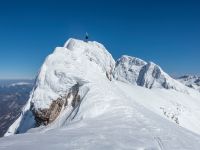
[[33, 99, 64, 126], [137, 62, 162, 88], [106, 68, 113, 81], [32, 83, 81, 126], [68, 83, 81, 108]]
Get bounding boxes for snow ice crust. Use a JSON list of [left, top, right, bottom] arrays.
[[2, 38, 200, 150]]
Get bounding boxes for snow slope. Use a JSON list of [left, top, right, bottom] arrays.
[[178, 75, 200, 92], [2, 38, 200, 149], [116, 81, 200, 135], [1, 80, 200, 149]]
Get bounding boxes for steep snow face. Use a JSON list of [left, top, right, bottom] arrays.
[[178, 75, 200, 92], [32, 38, 115, 110], [114, 55, 188, 92], [113, 55, 147, 84], [5, 38, 115, 136]]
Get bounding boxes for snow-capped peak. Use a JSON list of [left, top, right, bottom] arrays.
[[178, 75, 199, 81], [64, 38, 106, 51], [177, 75, 200, 92], [33, 38, 115, 110], [4, 38, 115, 136], [113, 55, 189, 92], [115, 55, 147, 66]]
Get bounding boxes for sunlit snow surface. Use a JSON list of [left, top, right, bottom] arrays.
[[1, 80, 200, 150], [1, 38, 200, 150]]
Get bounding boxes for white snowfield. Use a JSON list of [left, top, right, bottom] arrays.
[[1, 38, 200, 150]]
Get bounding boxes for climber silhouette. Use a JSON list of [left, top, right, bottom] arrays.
[[85, 32, 89, 42]]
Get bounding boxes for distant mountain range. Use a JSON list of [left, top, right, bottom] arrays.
[[0, 80, 33, 137], [177, 75, 200, 92]]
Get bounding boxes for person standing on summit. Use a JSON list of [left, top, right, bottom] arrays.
[[85, 32, 89, 42]]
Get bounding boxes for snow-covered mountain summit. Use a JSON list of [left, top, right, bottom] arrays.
[[113, 55, 188, 92], [2, 38, 200, 150], [5, 38, 115, 135], [33, 38, 115, 110], [177, 75, 200, 92]]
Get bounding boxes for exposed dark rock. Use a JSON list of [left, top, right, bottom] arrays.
[[106, 67, 113, 81], [67, 83, 80, 107], [106, 72, 111, 81], [136, 64, 148, 87], [33, 99, 64, 126], [32, 83, 81, 126]]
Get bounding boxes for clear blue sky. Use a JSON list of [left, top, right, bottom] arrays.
[[0, 0, 200, 79]]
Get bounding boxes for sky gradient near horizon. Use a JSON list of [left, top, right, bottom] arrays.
[[0, 0, 200, 79]]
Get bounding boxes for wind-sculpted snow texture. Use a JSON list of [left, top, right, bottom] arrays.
[[2, 38, 200, 150]]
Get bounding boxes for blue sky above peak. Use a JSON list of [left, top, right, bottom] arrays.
[[0, 0, 200, 79]]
